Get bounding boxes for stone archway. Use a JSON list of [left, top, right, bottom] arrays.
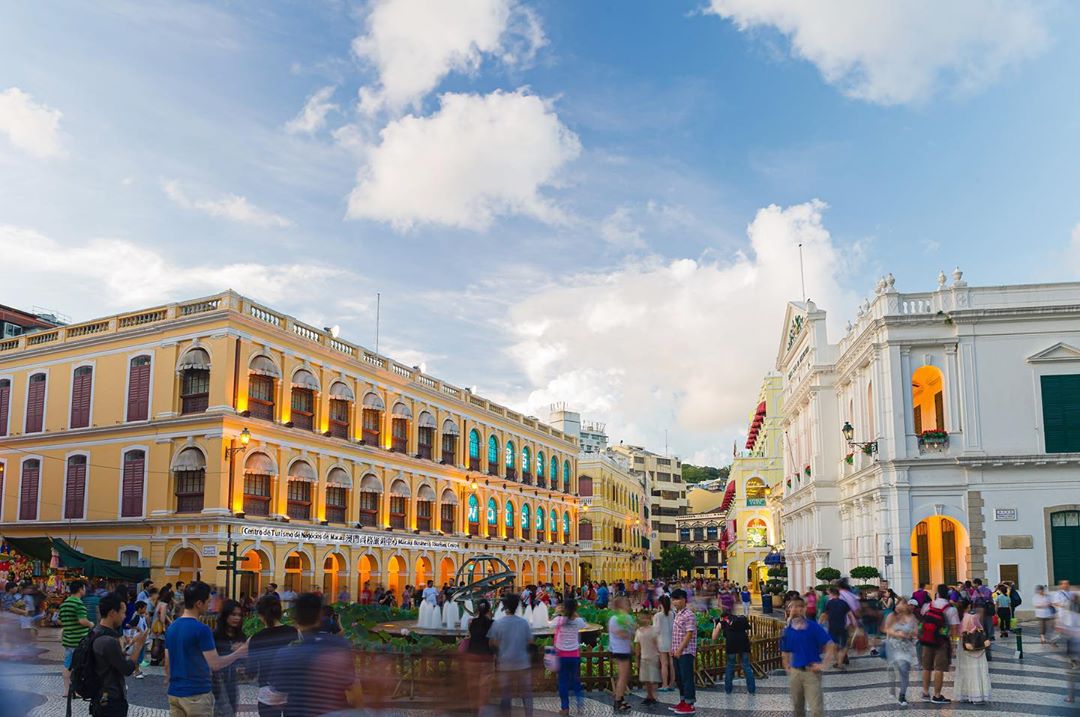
[[439, 556, 456, 587], [284, 550, 312, 593], [387, 554, 407, 597], [358, 554, 379, 596], [911, 516, 969, 587], [322, 552, 346, 599], [238, 548, 271, 599], [415, 555, 433, 588], [170, 547, 201, 585]]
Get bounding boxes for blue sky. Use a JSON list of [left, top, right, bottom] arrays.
[[2, 0, 1078, 465]]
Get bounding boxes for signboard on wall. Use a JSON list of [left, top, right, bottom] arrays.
[[239, 525, 458, 551], [201, 545, 218, 557], [746, 498, 766, 507], [994, 508, 1018, 521]]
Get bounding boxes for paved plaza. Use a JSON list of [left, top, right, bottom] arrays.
[[7, 627, 1076, 717]]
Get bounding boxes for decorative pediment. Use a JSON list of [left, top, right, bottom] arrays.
[[1026, 342, 1080, 364]]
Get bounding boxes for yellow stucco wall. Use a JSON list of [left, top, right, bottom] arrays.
[[577, 454, 650, 583]]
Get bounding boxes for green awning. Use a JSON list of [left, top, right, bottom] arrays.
[[3, 536, 150, 582]]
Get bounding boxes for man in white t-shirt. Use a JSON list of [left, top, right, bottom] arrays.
[[920, 585, 960, 703], [422, 580, 438, 606]]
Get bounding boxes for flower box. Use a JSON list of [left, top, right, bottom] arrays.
[[844, 453, 854, 465], [803, 465, 811, 477], [918, 430, 949, 448]]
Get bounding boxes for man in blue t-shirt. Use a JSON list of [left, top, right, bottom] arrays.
[[595, 582, 609, 608], [165, 581, 247, 716], [781, 595, 834, 717]]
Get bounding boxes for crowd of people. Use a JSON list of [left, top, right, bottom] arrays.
[[1, 572, 1077, 717]]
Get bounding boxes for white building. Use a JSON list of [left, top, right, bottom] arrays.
[[778, 270, 1080, 595]]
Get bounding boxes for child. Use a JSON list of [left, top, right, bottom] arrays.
[[126, 600, 150, 678], [635, 615, 661, 706]]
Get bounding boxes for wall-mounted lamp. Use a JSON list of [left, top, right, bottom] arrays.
[[841, 421, 878, 455]]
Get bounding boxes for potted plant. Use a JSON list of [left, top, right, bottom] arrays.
[[861, 443, 874, 456], [918, 429, 949, 447], [815, 567, 841, 584], [804, 465, 811, 477], [844, 453, 854, 465], [849, 565, 881, 591], [766, 566, 788, 606]]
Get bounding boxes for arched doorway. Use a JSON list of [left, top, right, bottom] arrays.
[[170, 547, 201, 585], [580, 562, 592, 584], [439, 557, 456, 587], [520, 560, 533, 586], [536, 560, 547, 585], [238, 549, 269, 599], [415, 556, 432, 587], [284, 551, 311, 593], [563, 562, 573, 588], [911, 516, 969, 587], [504, 559, 517, 589], [387, 555, 406, 597], [912, 365, 946, 433], [1051, 510, 1080, 583], [322, 553, 345, 598], [358, 554, 378, 595]]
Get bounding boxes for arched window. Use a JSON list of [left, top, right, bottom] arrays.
[[328, 382, 354, 439], [706, 524, 718, 541], [286, 460, 315, 521], [290, 369, 319, 432], [579, 519, 593, 541], [362, 392, 384, 445], [505, 440, 517, 480], [64, 455, 87, 519], [26, 373, 46, 432], [359, 474, 382, 527], [693, 526, 705, 541], [173, 447, 206, 514], [467, 493, 480, 536], [505, 499, 515, 531], [126, 356, 151, 422], [746, 518, 768, 547], [417, 412, 436, 459], [440, 488, 457, 533], [19, 459, 40, 521], [441, 419, 459, 464], [549, 508, 557, 538], [325, 467, 351, 524], [550, 457, 558, 486], [468, 429, 481, 471], [679, 525, 690, 542], [178, 348, 210, 414], [417, 484, 436, 531], [746, 477, 767, 503], [121, 449, 145, 517], [248, 355, 279, 421], [243, 452, 275, 516], [911, 365, 945, 435], [536, 450, 546, 488], [389, 479, 409, 529], [70, 366, 93, 429], [537, 507, 546, 539], [522, 446, 532, 483], [487, 497, 498, 528], [521, 503, 531, 539], [487, 436, 500, 476], [563, 511, 570, 542], [391, 402, 411, 452], [0, 377, 11, 435], [563, 460, 571, 493], [119, 550, 140, 568]]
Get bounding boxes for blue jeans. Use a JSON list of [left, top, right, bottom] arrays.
[[498, 668, 533, 717], [557, 656, 583, 710], [724, 652, 755, 693], [674, 653, 696, 704]]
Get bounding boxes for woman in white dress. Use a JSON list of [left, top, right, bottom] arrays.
[[883, 598, 919, 706], [954, 600, 992, 704], [653, 594, 675, 691]]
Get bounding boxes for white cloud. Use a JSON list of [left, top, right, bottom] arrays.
[[0, 224, 349, 311], [285, 86, 338, 134], [0, 87, 65, 158], [705, 0, 1049, 105], [508, 200, 857, 451], [600, 205, 646, 251], [352, 0, 545, 115], [346, 89, 580, 230], [162, 179, 293, 228]]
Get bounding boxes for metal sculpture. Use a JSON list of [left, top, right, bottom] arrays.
[[449, 554, 516, 615]]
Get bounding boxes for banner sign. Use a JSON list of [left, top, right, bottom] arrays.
[[239, 525, 458, 551], [746, 498, 766, 507]]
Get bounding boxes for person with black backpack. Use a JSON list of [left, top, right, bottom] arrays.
[[919, 585, 959, 704], [69, 591, 148, 717]]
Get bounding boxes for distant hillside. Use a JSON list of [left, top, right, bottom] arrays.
[[681, 464, 730, 484]]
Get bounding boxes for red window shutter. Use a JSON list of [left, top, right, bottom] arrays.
[[0, 379, 10, 435], [122, 452, 144, 517], [19, 461, 39, 521], [25, 374, 46, 433], [70, 367, 92, 428], [127, 358, 150, 421], [65, 459, 86, 519]]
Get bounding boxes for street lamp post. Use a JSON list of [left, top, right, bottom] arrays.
[[841, 421, 878, 455], [223, 427, 250, 600]]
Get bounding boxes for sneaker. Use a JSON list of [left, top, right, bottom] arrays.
[[617, 701, 632, 713], [921, 694, 932, 702], [898, 696, 908, 706], [642, 698, 658, 706], [134, 672, 145, 679], [669, 702, 689, 712], [672, 704, 696, 715], [931, 695, 948, 704], [658, 686, 675, 692]]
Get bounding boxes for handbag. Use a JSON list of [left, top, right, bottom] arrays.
[[544, 619, 561, 672], [850, 628, 868, 653]]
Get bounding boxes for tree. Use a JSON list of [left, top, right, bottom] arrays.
[[682, 464, 730, 484], [815, 567, 841, 582], [850, 565, 880, 584], [656, 545, 695, 578]]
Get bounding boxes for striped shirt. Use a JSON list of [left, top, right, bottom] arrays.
[[671, 605, 697, 655], [60, 596, 90, 648]]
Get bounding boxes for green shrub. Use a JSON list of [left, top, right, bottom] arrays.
[[850, 565, 880, 581], [815, 567, 841, 582]]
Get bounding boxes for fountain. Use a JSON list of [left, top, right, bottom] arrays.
[[373, 555, 601, 640]]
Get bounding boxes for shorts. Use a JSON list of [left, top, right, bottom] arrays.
[[829, 629, 848, 647], [64, 647, 76, 669], [920, 642, 951, 672], [639, 656, 661, 684], [612, 652, 631, 663]]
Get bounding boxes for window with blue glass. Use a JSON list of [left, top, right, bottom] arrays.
[[488, 436, 499, 466], [549, 510, 557, 534], [467, 494, 479, 523], [487, 497, 498, 526], [505, 441, 515, 467], [562, 512, 570, 537], [706, 525, 718, 540], [563, 461, 571, 491], [537, 451, 545, 478], [505, 500, 514, 528], [550, 457, 558, 482], [468, 429, 481, 459], [536, 507, 545, 534], [521, 504, 530, 529], [522, 446, 531, 472]]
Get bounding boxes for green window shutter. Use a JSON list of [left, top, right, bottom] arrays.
[[1041, 374, 1080, 453]]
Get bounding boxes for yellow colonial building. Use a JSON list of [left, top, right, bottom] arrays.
[[0, 291, 580, 597], [722, 373, 784, 589], [577, 452, 650, 583]]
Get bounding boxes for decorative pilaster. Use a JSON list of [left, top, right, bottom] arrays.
[[967, 491, 987, 580]]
